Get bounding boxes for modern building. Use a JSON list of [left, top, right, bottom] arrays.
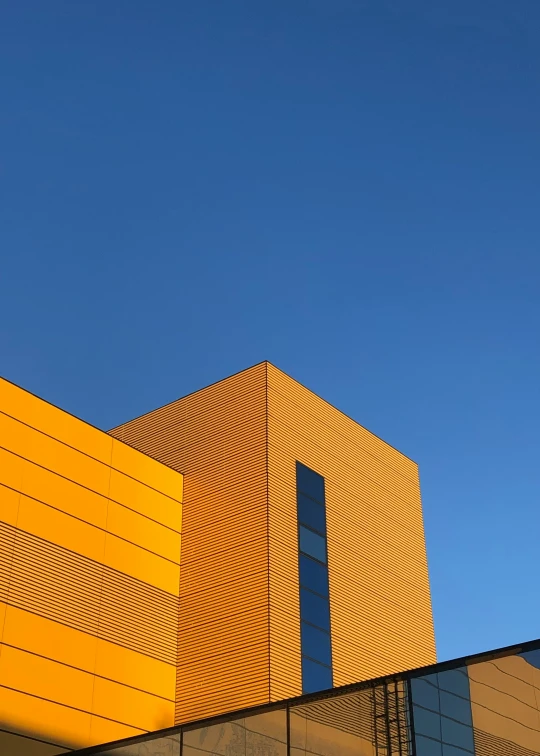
[[0, 362, 537, 756], [68, 636, 540, 756]]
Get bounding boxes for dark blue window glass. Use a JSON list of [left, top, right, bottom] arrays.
[[441, 718, 474, 752], [301, 657, 332, 694], [296, 462, 325, 503], [442, 745, 474, 756], [416, 735, 442, 756], [299, 554, 329, 597], [299, 525, 327, 563], [296, 461, 332, 695], [438, 669, 470, 699], [301, 622, 332, 666], [297, 493, 326, 534], [411, 678, 440, 712], [521, 649, 540, 669], [413, 706, 442, 741], [439, 691, 473, 726], [300, 588, 330, 632]]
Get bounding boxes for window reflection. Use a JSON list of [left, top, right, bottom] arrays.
[[440, 717, 474, 752], [297, 493, 326, 534], [290, 689, 375, 756], [97, 735, 181, 756], [299, 554, 329, 597], [85, 628, 540, 756], [301, 621, 332, 666], [413, 706, 442, 740], [439, 691, 472, 726], [415, 734, 443, 756], [301, 657, 333, 693], [300, 587, 330, 631], [442, 745, 473, 756], [296, 461, 333, 695], [520, 648, 540, 669], [411, 677, 440, 712], [437, 668, 470, 699], [183, 710, 287, 756], [468, 653, 540, 756], [296, 462, 325, 503], [299, 525, 327, 564]]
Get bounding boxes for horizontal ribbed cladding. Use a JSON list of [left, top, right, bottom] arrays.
[[3, 523, 178, 664], [110, 363, 271, 724], [267, 464, 302, 701], [267, 363, 435, 698], [0, 377, 183, 749], [0, 522, 16, 604]]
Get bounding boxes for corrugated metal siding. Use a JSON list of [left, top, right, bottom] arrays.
[[267, 363, 435, 699], [0, 377, 182, 753], [0, 523, 178, 663], [110, 363, 270, 724]]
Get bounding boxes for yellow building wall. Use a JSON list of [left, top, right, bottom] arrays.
[[110, 363, 270, 724], [266, 363, 435, 697], [112, 361, 435, 722], [0, 378, 183, 755]]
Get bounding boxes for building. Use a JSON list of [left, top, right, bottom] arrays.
[[2, 361, 534, 756], [68, 636, 540, 756]]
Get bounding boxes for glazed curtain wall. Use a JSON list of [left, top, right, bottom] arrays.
[[83, 643, 540, 756], [0, 378, 183, 755]]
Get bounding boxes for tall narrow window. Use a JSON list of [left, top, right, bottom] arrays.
[[296, 461, 333, 694]]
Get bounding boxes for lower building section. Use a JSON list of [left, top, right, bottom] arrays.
[[70, 637, 540, 756]]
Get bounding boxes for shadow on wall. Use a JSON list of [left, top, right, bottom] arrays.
[[0, 720, 69, 756]]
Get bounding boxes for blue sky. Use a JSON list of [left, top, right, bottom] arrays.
[[1, 1, 539, 662]]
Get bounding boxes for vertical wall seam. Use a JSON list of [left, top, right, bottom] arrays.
[[265, 362, 271, 703], [88, 440, 113, 744], [0, 460, 23, 659], [175, 486, 183, 724]]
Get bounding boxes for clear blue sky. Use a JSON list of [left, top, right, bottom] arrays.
[[1, 1, 539, 663]]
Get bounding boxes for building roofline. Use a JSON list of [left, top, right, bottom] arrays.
[[0, 374, 181, 476], [69, 634, 540, 755], [266, 361, 417, 465], [108, 361, 269, 431], [110, 360, 416, 465]]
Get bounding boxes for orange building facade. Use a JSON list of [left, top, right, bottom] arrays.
[[0, 362, 435, 754]]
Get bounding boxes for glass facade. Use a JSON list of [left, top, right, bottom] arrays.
[[411, 668, 475, 755], [81, 640, 540, 756], [296, 461, 333, 694]]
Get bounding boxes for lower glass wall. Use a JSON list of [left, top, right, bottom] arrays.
[[469, 649, 540, 756], [290, 688, 376, 756], [410, 650, 540, 756], [411, 667, 475, 755], [94, 734, 181, 756], [81, 644, 540, 756], [183, 710, 287, 756]]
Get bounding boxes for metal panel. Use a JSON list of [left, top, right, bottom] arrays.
[[110, 364, 270, 725], [267, 363, 435, 699], [0, 377, 183, 752]]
